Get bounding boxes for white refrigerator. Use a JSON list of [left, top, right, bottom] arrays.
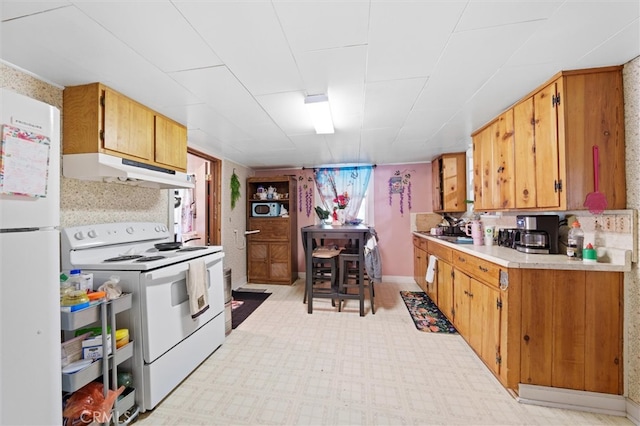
[[0, 88, 62, 424]]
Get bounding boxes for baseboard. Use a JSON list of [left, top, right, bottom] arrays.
[[627, 397, 640, 425], [518, 384, 627, 417], [381, 275, 415, 284]]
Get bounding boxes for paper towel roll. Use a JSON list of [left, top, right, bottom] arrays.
[[426, 255, 437, 283]]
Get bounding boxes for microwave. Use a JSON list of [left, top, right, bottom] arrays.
[[252, 202, 281, 217]]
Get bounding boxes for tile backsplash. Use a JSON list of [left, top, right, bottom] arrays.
[[481, 209, 637, 262]]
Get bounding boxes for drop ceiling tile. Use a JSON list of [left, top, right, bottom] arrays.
[[256, 91, 312, 136], [187, 129, 228, 154], [0, 1, 71, 21], [170, 66, 273, 127], [273, 1, 369, 53], [328, 84, 365, 122], [575, 18, 640, 68], [173, 0, 303, 95], [415, 19, 542, 111], [402, 106, 458, 137], [455, 0, 562, 32], [0, 7, 115, 86], [183, 104, 252, 145], [506, 1, 640, 68], [73, 1, 223, 72], [241, 123, 294, 150], [295, 45, 367, 96], [1, 5, 200, 114], [428, 113, 473, 150], [367, 1, 466, 82], [362, 78, 426, 130]]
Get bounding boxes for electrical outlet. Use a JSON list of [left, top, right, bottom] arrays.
[[593, 214, 604, 231], [615, 215, 631, 233], [603, 215, 615, 232]]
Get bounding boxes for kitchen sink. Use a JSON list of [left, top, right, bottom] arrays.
[[417, 232, 473, 244]]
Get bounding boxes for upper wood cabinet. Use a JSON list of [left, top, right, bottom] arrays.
[[155, 115, 188, 171], [63, 83, 188, 172], [473, 110, 515, 210], [473, 66, 625, 211], [432, 152, 467, 213]]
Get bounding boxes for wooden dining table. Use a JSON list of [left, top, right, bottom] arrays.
[[301, 223, 371, 316]]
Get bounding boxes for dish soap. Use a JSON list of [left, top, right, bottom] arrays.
[[567, 220, 584, 259]]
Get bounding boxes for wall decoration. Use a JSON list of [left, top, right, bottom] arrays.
[[296, 174, 315, 217], [388, 170, 413, 215], [230, 169, 241, 209], [298, 176, 304, 213], [305, 177, 313, 218]]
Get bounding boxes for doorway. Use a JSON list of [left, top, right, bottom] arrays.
[[173, 148, 221, 246]]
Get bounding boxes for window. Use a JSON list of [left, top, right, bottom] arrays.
[[313, 165, 374, 225]]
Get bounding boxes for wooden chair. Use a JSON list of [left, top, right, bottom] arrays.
[[301, 232, 341, 307], [337, 234, 376, 315]]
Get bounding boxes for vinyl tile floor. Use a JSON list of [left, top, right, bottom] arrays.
[[136, 279, 633, 426]]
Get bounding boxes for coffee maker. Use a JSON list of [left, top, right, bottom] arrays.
[[515, 215, 559, 254]]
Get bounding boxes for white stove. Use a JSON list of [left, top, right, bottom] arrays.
[[61, 222, 226, 413], [61, 222, 222, 271]]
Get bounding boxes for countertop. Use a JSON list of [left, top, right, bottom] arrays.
[[413, 232, 632, 272]]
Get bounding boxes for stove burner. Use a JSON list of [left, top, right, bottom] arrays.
[[135, 256, 166, 262], [176, 246, 208, 252], [104, 255, 144, 262]]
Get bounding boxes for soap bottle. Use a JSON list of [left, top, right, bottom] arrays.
[[567, 220, 584, 259]]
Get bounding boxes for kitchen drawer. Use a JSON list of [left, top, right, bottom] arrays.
[[413, 235, 427, 251], [453, 251, 501, 287], [248, 218, 290, 241], [427, 240, 452, 263]]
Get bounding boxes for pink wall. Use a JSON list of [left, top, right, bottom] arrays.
[[255, 163, 433, 279], [373, 163, 432, 277]]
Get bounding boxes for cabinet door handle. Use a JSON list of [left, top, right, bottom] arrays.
[[458, 256, 465, 262], [479, 266, 488, 273], [523, 335, 530, 342], [468, 292, 474, 298]]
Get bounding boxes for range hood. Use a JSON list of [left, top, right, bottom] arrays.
[[63, 153, 194, 189]]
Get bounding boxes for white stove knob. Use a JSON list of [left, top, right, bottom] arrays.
[[74, 231, 85, 240], [155, 225, 162, 232], [88, 230, 98, 238], [126, 227, 134, 234]]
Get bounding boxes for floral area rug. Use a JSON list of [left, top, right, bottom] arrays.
[[400, 291, 457, 333]]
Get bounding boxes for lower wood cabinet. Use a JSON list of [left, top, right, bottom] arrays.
[[520, 269, 623, 394], [411, 234, 623, 396], [436, 261, 454, 321], [412, 236, 428, 294], [248, 241, 291, 283], [453, 270, 502, 377], [247, 217, 297, 285]]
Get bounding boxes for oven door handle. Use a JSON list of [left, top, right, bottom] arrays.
[[142, 253, 224, 287]]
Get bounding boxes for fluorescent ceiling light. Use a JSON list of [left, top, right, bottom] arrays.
[[304, 94, 334, 134]]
